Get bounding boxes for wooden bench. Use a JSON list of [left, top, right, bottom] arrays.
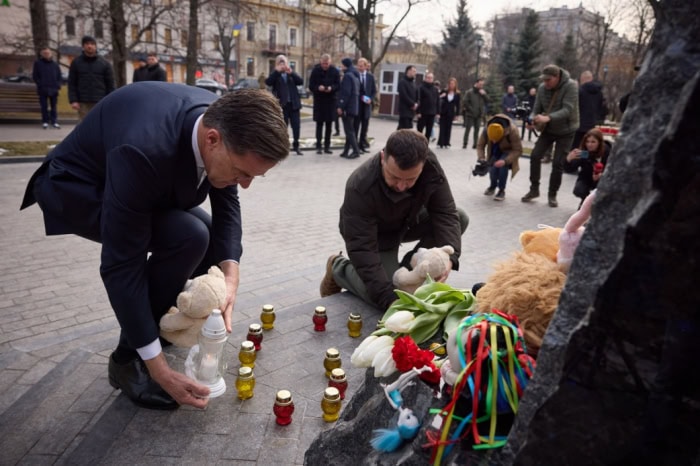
[[0, 82, 41, 114]]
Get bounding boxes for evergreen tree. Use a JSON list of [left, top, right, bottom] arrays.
[[555, 34, 578, 78], [433, 0, 476, 92], [498, 41, 520, 90], [515, 10, 543, 96]]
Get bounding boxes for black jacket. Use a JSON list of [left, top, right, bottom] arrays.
[[309, 64, 340, 122], [133, 64, 167, 82], [266, 70, 303, 110], [68, 53, 115, 103], [339, 152, 462, 310], [337, 66, 360, 116], [397, 75, 418, 118], [417, 82, 439, 116], [32, 57, 62, 97], [578, 80, 606, 130]]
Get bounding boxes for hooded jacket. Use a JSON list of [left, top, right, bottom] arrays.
[[532, 68, 579, 136], [578, 80, 606, 130], [339, 152, 462, 310]]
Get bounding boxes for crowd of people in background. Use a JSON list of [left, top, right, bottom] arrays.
[[31, 43, 612, 209]]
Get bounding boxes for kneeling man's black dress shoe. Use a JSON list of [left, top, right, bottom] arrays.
[[108, 353, 179, 410]]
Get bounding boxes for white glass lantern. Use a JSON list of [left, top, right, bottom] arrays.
[[184, 309, 228, 398]]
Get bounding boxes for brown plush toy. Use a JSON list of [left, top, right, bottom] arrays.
[[159, 266, 227, 348], [475, 228, 566, 357]]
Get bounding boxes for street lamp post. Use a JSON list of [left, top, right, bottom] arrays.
[[475, 34, 484, 81]]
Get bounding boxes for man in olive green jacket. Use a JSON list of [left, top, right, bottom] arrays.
[[462, 78, 490, 149], [521, 64, 580, 207]]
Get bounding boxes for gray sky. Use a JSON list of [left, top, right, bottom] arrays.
[[376, 0, 604, 44]]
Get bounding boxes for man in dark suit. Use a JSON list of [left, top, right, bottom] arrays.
[[337, 57, 361, 159], [266, 54, 304, 155], [397, 65, 418, 129], [309, 53, 340, 154], [353, 57, 376, 152], [20, 84, 290, 410]]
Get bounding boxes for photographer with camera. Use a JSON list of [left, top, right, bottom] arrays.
[[566, 128, 610, 208], [476, 114, 523, 201], [521, 64, 579, 208]]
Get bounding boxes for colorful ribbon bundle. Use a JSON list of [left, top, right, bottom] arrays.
[[427, 310, 536, 465]]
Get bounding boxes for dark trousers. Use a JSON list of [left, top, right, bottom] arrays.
[[463, 116, 481, 147], [437, 118, 454, 147], [342, 113, 361, 155], [354, 115, 371, 148], [283, 104, 301, 149], [488, 154, 509, 191], [416, 115, 436, 141], [398, 116, 413, 129], [528, 131, 575, 195], [39, 94, 58, 124], [315, 120, 333, 150], [521, 119, 535, 141], [334, 113, 340, 134]]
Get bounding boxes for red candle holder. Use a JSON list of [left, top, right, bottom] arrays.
[[273, 390, 295, 425], [246, 323, 263, 351], [313, 306, 328, 332], [328, 368, 348, 400]]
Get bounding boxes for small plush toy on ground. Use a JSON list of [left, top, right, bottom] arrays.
[[393, 245, 455, 294], [159, 266, 227, 347]]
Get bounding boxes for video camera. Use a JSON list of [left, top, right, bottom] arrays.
[[514, 102, 532, 122], [472, 160, 489, 177]]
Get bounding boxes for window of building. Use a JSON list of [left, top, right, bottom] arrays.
[[181, 29, 188, 47], [246, 21, 255, 42], [213, 34, 219, 50], [65, 16, 75, 37], [247, 57, 255, 76], [131, 25, 139, 42], [338, 35, 344, 53], [289, 27, 297, 47], [94, 20, 103, 39], [269, 24, 277, 50], [145, 27, 153, 43], [164, 28, 172, 46]]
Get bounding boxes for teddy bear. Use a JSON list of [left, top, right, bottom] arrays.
[[473, 193, 595, 356], [159, 266, 227, 348], [392, 245, 455, 294]]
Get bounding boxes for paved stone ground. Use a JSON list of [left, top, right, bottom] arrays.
[[0, 117, 580, 465]]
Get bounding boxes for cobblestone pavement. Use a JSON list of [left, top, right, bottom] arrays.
[[0, 117, 579, 464]]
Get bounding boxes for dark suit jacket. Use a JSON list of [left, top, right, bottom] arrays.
[[357, 71, 376, 120], [20, 82, 241, 349], [265, 70, 303, 110]]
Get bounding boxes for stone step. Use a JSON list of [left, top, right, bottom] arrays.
[[0, 348, 115, 465]]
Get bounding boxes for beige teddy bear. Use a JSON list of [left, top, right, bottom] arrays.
[[159, 266, 227, 348], [392, 245, 455, 294]]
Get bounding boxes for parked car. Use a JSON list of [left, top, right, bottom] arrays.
[[3, 74, 33, 83], [231, 77, 260, 91], [195, 78, 228, 96]]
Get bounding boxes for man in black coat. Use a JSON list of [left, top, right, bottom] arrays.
[[572, 70, 607, 149], [32, 47, 63, 129], [266, 54, 304, 155], [416, 72, 439, 141], [309, 53, 340, 154], [319, 130, 469, 310], [20, 84, 290, 410], [337, 57, 361, 159], [353, 57, 377, 151], [68, 35, 115, 120], [133, 52, 167, 83], [397, 65, 418, 129]]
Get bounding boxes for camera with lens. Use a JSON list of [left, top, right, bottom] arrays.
[[472, 159, 489, 177], [514, 102, 532, 122]]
